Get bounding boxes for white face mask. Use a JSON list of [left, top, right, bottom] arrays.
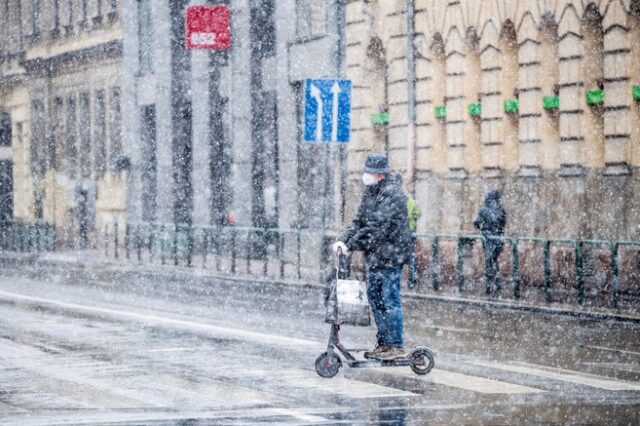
[[362, 173, 377, 186]]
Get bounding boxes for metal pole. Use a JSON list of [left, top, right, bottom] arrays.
[[456, 238, 465, 292], [544, 241, 552, 303], [406, 0, 417, 195]]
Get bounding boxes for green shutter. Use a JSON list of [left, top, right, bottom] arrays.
[[370, 112, 390, 125], [503, 99, 519, 113], [468, 102, 481, 117], [435, 105, 446, 118], [543, 96, 559, 110], [586, 90, 604, 105]]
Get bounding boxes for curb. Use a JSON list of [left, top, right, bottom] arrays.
[[1, 252, 639, 323]]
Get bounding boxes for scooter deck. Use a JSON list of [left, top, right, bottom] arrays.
[[346, 358, 413, 368]]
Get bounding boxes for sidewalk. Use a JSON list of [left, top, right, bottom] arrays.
[[1, 250, 639, 323]]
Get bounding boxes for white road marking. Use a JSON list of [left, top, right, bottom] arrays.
[[472, 361, 640, 391], [142, 347, 196, 353], [582, 362, 640, 375], [267, 408, 329, 422], [387, 368, 545, 394], [585, 345, 640, 356], [0, 290, 320, 349], [2, 408, 329, 426], [243, 368, 419, 398]]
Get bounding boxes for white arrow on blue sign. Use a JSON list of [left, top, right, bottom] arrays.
[[304, 79, 351, 143]]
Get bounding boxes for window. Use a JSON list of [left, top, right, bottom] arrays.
[[109, 87, 122, 167], [62, 0, 73, 29], [108, 0, 119, 22], [52, 0, 60, 31], [32, 0, 42, 35], [66, 94, 78, 177], [52, 97, 64, 170], [79, 92, 92, 178], [30, 100, 46, 178], [137, 0, 153, 74], [93, 0, 103, 25], [94, 90, 106, 176], [78, 0, 87, 25], [0, 113, 11, 147], [251, 0, 276, 58], [296, 0, 326, 39], [140, 105, 157, 222]]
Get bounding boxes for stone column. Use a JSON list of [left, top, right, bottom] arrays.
[[228, 0, 252, 226], [151, 0, 174, 224], [555, 9, 586, 238], [441, 29, 468, 232], [601, 2, 632, 239], [190, 49, 211, 226]]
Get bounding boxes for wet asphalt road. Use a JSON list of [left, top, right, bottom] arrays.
[[0, 262, 639, 425]]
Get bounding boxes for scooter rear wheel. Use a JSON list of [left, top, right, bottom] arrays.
[[409, 348, 435, 375], [315, 352, 342, 378]]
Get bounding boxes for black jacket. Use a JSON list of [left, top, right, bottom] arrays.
[[340, 174, 412, 269], [474, 190, 507, 255]]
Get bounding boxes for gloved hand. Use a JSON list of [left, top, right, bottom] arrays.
[[332, 241, 349, 255]]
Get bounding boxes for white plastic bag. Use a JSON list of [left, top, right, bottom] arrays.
[[325, 276, 371, 326]]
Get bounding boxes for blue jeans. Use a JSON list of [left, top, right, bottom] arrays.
[[367, 266, 404, 348]]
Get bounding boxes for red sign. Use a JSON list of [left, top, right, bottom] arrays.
[[185, 5, 231, 50]]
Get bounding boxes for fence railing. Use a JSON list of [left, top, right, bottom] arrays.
[[1, 220, 638, 311], [0, 220, 56, 252], [102, 222, 313, 282], [418, 233, 640, 310]]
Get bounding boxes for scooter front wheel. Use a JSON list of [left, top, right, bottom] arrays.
[[409, 348, 435, 375], [315, 352, 342, 378]]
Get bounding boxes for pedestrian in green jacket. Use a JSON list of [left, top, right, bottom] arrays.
[[407, 196, 421, 288]]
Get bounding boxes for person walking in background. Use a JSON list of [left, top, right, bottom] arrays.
[[474, 190, 507, 295], [406, 195, 421, 289], [332, 153, 412, 360]]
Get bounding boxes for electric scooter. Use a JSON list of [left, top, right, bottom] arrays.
[[315, 253, 435, 378], [315, 323, 435, 378]]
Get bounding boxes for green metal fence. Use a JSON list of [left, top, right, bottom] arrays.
[[416, 233, 640, 309], [110, 222, 306, 281], [0, 221, 55, 252], [2, 218, 638, 310]]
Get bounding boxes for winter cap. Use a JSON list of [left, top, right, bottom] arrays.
[[486, 190, 501, 200], [363, 153, 390, 174]]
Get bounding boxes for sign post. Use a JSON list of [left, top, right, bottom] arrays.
[[303, 78, 352, 238], [185, 5, 231, 50]]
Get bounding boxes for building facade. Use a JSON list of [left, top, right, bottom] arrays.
[[122, 0, 346, 234], [0, 0, 125, 247], [345, 0, 640, 241]]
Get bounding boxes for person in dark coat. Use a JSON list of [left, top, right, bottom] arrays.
[[474, 190, 507, 293], [332, 153, 412, 360]]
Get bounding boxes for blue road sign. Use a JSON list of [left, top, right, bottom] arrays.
[[304, 79, 351, 143]]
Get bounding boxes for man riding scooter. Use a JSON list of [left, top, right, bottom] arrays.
[[332, 153, 412, 360]]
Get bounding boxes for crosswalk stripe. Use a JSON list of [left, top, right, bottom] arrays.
[[267, 408, 329, 423], [585, 345, 640, 356], [245, 369, 419, 398], [582, 362, 640, 375], [471, 361, 640, 391], [385, 368, 545, 394]]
